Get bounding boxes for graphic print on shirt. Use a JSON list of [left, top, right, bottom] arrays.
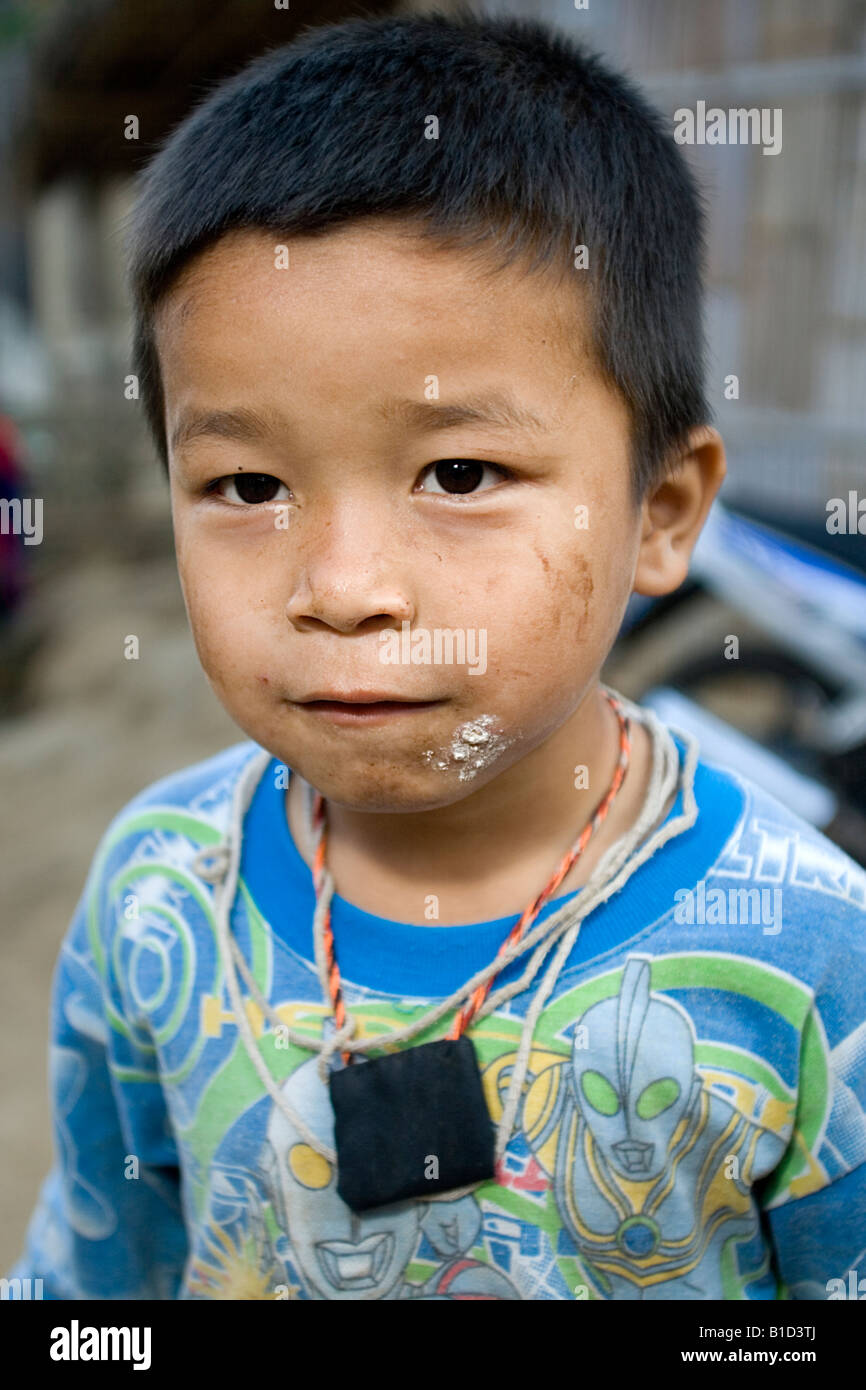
[[12, 748, 866, 1302], [513, 956, 789, 1298], [178, 944, 836, 1301], [187, 1051, 519, 1300]]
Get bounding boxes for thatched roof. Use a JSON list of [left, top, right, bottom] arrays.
[[16, 0, 400, 187]]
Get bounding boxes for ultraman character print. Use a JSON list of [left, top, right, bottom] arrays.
[[187, 1162, 286, 1300], [522, 956, 787, 1299], [262, 1057, 518, 1300]]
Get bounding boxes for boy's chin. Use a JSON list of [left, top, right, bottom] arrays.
[[287, 761, 502, 814]]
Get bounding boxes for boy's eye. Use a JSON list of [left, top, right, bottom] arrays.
[[208, 473, 290, 506], [417, 458, 508, 496]]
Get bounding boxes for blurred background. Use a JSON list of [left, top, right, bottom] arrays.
[[1, 0, 865, 1271]]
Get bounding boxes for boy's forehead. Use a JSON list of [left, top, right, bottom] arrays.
[[154, 220, 635, 497], [152, 221, 624, 457], [155, 221, 585, 364]]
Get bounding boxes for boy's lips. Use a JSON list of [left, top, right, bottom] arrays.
[[292, 693, 444, 725]]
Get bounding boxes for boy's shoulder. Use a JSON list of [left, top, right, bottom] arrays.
[[87, 740, 268, 890], [702, 751, 866, 909], [685, 748, 866, 990], [109, 739, 265, 829]]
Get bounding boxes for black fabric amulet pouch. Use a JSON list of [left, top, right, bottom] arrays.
[[328, 1035, 495, 1213]]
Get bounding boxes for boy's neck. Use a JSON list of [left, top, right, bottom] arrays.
[[285, 684, 660, 927]]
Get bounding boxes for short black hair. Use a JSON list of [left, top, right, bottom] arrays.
[[124, 7, 709, 496]]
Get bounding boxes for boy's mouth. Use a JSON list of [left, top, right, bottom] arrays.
[[294, 692, 444, 725]]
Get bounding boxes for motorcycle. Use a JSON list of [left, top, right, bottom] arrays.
[[610, 502, 866, 866]]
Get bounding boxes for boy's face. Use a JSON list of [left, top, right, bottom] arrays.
[[157, 221, 645, 810]]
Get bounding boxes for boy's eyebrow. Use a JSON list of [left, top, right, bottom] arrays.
[[170, 390, 550, 454], [170, 406, 276, 454], [378, 391, 550, 434]]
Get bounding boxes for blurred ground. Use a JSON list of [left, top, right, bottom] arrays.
[[0, 554, 238, 1272]]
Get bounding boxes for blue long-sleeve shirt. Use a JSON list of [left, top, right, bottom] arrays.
[[8, 737, 866, 1299]]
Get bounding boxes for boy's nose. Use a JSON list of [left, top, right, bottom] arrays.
[[285, 571, 414, 634], [283, 495, 417, 632]]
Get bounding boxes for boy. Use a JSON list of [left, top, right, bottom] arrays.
[[9, 10, 866, 1301]]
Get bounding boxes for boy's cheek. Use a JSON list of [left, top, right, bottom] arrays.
[[525, 541, 619, 647], [176, 564, 270, 692], [172, 514, 625, 696]]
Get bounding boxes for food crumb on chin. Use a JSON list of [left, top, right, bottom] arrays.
[[421, 714, 513, 782]]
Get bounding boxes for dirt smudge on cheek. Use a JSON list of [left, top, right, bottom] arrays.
[[531, 542, 560, 635], [572, 553, 594, 610], [563, 553, 594, 637], [533, 543, 594, 637]]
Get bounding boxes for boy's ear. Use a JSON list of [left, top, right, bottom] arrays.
[[632, 426, 726, 597]]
